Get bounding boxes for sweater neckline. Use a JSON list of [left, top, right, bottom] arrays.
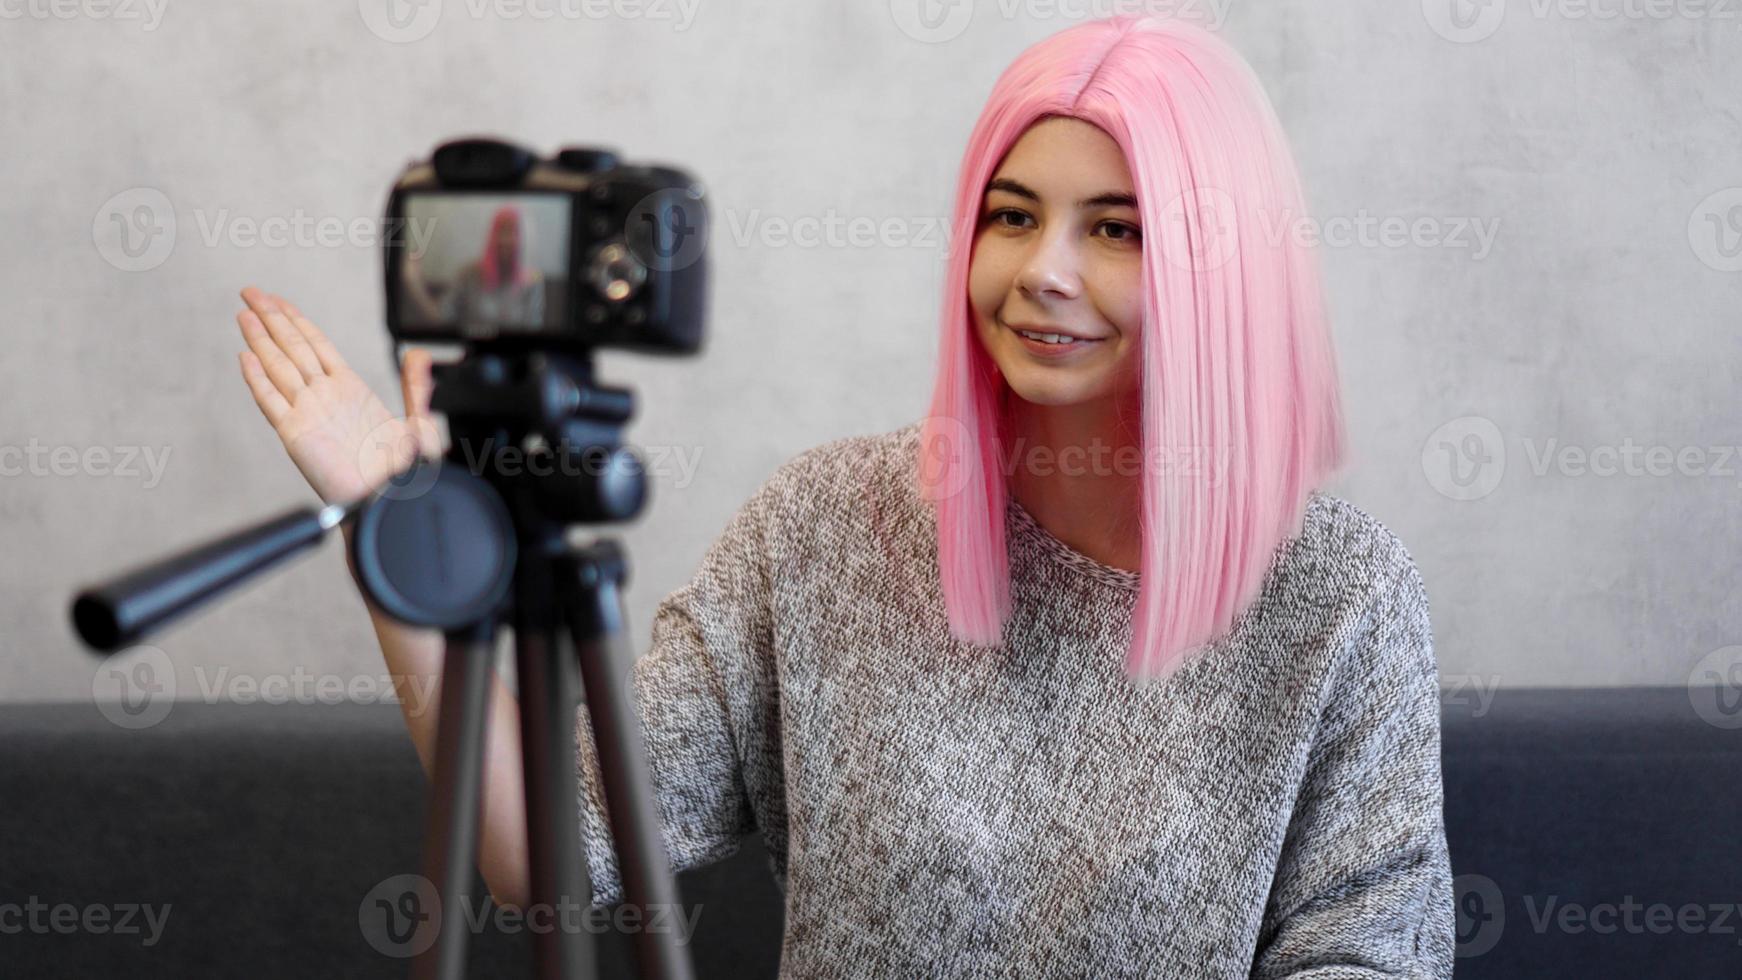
[[1006, 496, 1142, 591]]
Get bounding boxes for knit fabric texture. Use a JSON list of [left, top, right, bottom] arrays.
[[573, 419, 1454, 978]]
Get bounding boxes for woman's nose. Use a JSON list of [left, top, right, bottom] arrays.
[[1016, 231, 1082, 301]]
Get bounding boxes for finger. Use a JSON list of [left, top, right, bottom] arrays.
[[238, 350, 291, 427], [400, 348, 434, 418], [270, 293, 351, 376], [240, 286, 323, 383], [407, 415, 442, 460], [237, 308, 307, 401], [400, 349, 441, 458]]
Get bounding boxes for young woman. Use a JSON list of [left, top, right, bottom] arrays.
[[236, 14, 1451, 977], [399, 203, 547, 330]]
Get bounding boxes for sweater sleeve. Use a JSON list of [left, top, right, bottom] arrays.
[[1249, 543, 1455, 979], [571, 472, 788, 909]]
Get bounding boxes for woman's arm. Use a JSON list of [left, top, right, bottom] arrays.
[[233, 286, 780, 913], [339, 522, 538, 911], [1250, 544, 1455, 979], [571, 472, 789, 907], [343, 468, 786, 914]]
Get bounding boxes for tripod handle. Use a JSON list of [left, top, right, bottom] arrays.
[[69, 502, 349, 652]]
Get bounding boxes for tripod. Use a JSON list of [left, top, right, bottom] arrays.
[[70, 348, 695, 980], [347, 349, 696, 980]]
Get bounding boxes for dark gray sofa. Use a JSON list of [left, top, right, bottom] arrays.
[[1, 687, 1736, 977]]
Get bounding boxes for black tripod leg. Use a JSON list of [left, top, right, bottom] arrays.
[[514, 549, 595, 980], [412, 619, 498, 980], [562, 542, 696, 980]]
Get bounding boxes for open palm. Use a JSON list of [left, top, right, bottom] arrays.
[[234, 287, 438, 506]]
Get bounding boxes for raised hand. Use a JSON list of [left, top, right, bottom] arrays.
[[234, 286, 440, 505]]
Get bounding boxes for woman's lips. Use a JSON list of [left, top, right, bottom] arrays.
[[1006, 322, 1105, 358]]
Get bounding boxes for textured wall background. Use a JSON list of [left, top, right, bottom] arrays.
[[4, 0, 1739, 705]]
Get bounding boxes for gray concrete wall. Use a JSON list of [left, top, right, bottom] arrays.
[[4, 0, 1739, 705]]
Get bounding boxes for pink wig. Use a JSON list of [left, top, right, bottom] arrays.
[[918, 14, 1348, 683], [479, 204, 534, 290]]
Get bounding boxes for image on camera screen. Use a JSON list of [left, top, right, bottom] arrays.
[[397, 193, 570, 335]]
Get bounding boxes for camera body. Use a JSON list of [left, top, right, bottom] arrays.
[[383, 137, 708, 355]]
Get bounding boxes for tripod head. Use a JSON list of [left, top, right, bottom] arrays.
[[344, 349, 648, 634], [432, 349, 648, 524]]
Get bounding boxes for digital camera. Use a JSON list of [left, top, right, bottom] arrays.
[[382, 136, 709, 355]]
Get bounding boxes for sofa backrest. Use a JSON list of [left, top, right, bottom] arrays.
[[1, 688, 1735, 978]]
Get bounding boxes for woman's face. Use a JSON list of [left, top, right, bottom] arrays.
[[969, 116, 1144, 409]]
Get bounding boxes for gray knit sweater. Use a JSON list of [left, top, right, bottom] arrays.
[[573, 420, 1454, 978]]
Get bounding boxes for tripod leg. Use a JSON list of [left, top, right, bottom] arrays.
[[411, 619, 498, 980], [563, 542, 696, 980], [514, 549, 595, 980]]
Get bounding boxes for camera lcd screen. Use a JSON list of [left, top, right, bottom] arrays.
[[396, 192, 571, 336]]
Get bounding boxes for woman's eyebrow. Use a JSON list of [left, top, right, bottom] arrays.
[[985, 177, 1137, 210]]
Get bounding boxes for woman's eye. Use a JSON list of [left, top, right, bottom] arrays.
[[1099, 221, 1142, 244], [982, 210, 1140, 244]]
